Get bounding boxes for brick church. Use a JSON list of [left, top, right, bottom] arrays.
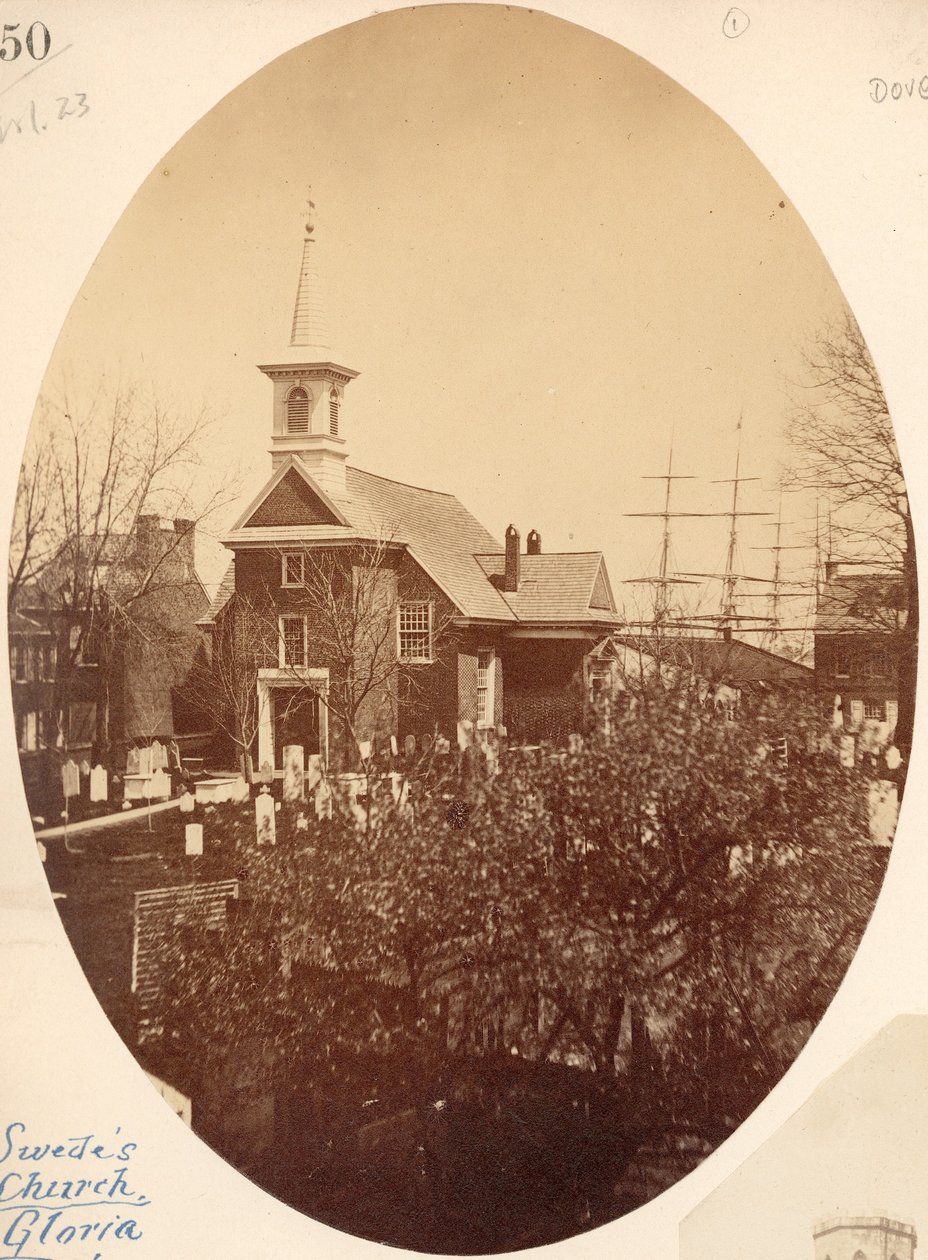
[[203, 204, 621, 773]]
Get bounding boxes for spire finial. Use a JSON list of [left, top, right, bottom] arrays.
[[304, 188, 316, 238]]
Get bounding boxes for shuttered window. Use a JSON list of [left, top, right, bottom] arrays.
[[287, 387, 309, 434]]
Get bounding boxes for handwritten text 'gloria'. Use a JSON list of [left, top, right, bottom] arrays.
[[0, 1121, 149, 1260]]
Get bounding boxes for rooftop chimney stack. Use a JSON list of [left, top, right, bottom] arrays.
[[504, 524, 521, 592], [527, 529, 541, 555]]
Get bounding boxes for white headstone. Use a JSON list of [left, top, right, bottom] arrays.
[[390, 735, 399, 757], [456, 721, 472, 751], [885, 744, 902, 770], [89, 764, 108, 802], [151, 740, 168, 770], [231, 775, 250, 803], [283, 745, 304, 801], [179, 790, 195, 814], [126, 747, 141, 775], [146, 768, 171, 801], [315, 778, 333, 820], [255, 789, 276, 845], [258, 760, 273, 784], [62, 760, 80, 799], [305, 754, 322, 793], [138, 746, 153, 777], [358, 739, 372, 762], [185, 823, 204, 856]]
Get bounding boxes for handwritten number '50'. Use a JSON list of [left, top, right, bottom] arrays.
[[0, 23, 52, 62]]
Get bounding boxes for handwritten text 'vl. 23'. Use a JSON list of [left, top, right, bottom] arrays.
[[0, 1121, 149, 1260], [0, 93, 88, 144]]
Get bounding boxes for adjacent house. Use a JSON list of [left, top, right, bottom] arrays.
[[813, 561, 905, 741], [203, 215, 621, 773], [11, 514, 210, 811]]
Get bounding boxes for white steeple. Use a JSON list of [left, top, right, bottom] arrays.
[[258, 192, 359, 497]]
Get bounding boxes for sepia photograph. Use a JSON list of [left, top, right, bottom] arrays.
[[1, 3, 923, 1256]]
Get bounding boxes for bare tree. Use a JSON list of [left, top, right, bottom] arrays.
[[10, 377, 234, 765], [784, 308, 917, 759]]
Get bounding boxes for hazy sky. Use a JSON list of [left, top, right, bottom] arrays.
[[43, 4, 845, 601], [680, 1016, 928, 1260]]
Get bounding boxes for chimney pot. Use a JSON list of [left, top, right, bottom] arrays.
[[504, 524, 521, 592], [527, 529, 541, 555]]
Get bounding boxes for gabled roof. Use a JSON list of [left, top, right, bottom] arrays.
[[815, 570, 906, 634], [220, 457, 621, 627], [473, 553, 618, 624]]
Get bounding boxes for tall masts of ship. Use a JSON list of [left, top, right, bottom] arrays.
[[623, 434, 706, 627], [676, 418, 772, 639]]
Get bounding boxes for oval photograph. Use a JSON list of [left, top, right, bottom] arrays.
[[8, 6, 917, 1253]]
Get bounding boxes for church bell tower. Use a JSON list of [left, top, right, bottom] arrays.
[[257, 193, 359, 497]]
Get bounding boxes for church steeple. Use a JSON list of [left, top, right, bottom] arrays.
[[258, 192, 359, 497]]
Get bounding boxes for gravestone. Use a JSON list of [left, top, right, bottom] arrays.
[[390, 735, 399, 757], [283, 745, 304, 801], [258, 761, 273, 785], [456, 720, 472, 751], [185, 823, 204, 856], [568, 733, 584, 755], [434, 734, 450, 755], [358, 739, 372, 762], [305, 754, 322, 793], [404, 734, 416, 760], [179, 790, 195, 814], [146, 768, 171, 801], [89, 765, 108, 803], [255, 788, 276, 845], [62, 760, 80, 799], [78, 759, 91, 778], [419, 733, 432, 755], [231, 776, 250, 803], [314, 778, 333, 820], [151, 740, 167, 771], [138, 746, 153, 777], [126, 747, 141, 775]]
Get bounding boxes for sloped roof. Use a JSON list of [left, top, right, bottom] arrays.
[[610, 634, 813, 687], [815, 570, 906, 634], [473, 553, 617, 624], [220, 456, 621, 626], [199, 558, 236, 624]]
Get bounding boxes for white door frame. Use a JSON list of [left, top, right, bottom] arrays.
[[257, 667, 329, 773]]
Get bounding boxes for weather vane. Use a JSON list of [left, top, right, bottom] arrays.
[[304, 188, 316, 236]]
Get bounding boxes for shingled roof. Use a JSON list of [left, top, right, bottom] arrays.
[[815, 569, 906, 634], [474, 552, 617, 623], [217, 455, 619, 627]]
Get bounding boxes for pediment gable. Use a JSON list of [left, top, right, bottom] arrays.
[[242, 466, 344, 529], [590, 559, 614, 611]]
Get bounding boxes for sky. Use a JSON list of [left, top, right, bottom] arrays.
[[680, 1016, 928, 1260], [40, 3, 846, 613]]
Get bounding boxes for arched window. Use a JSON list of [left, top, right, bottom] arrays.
[[287, 387, 309, 434], [329, 387, 340, 436]]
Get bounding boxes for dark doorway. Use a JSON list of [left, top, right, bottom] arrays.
[[272, 687, 320, 768]]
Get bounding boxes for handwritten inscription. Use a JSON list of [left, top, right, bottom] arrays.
[[0, 1122, 149, 1260], [722, 7, 751, 38], [869, 76, 928, 102], [0, 92, 88, 144]]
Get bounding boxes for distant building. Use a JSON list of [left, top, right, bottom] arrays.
[[203, 211, 621, 772], [11, 514, 209, 811], [813, 1217, 917, 1260], [814, 561, 906, 741]]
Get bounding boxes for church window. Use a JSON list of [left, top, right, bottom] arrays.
[[476, 649, 495, 727], [398, 602, 432, 663], [280, 615, 307, 668], [282, 552, 305, 587], [287, 387, 310, 434], [329, 387, 340, 436]]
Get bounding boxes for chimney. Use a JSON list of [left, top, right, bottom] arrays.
[[173, 518, 196, 565], [504, 524, 521, 592], [825, 559, 839, 582], [527, 529, 541, 555]]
